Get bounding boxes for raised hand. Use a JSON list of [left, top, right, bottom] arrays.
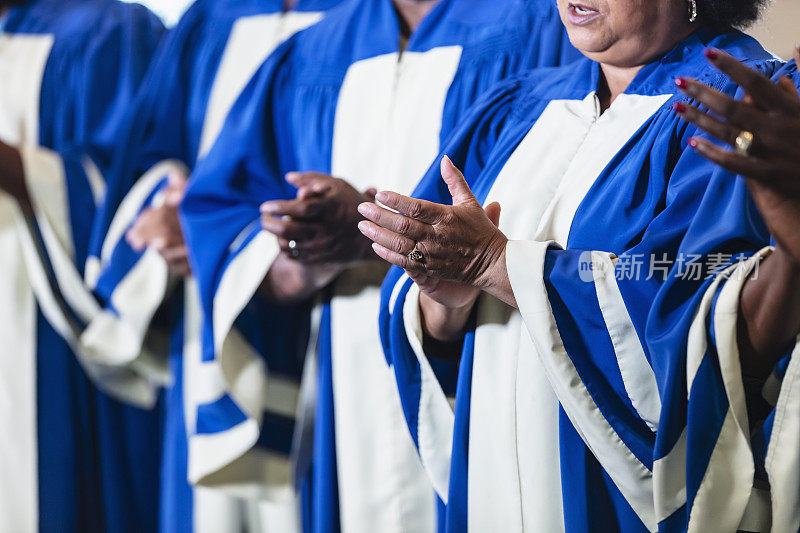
[[674, 47, 800, 377], [259, 172, 377, 267], [126, 171, 191, 277], [674, 47, 800, 265]]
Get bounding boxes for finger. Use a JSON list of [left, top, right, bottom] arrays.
[[777, 75, 800, 103], [364, 187, 378, 200], [126, 210, 158, 250], [704, 48, 800, 113], [170, 264, 192, 278], [484, 201, 501, 228], [160, 245, 188, 263], [260, 214, 320, 240], [673, 101, 739, 146], [286, 171, 331, 189], [441, 156, 478, 206], [165, 172, 188, 206], [297, 184, 330, 201], [164, 188, 185, 207], [373, 192, 445, 225], [166, 257, 192, 278], [358, 220, 417, 256], [260, 197, 326, 220], [168, 170, 187, 188], [277, 234, 335, 255], [675, 77, 766, 131], [370, 243, 425, 273], [125, 227, 146, 251], [689, 137, 767, 180], [357, 202, 430, 239]]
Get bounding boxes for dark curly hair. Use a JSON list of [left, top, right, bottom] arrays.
[[698, 0, 771, 28]]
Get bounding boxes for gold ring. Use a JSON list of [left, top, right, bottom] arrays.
[[408, 245, 424, 263], [288, 240, 300, 258], [734, 130, 755, 156]]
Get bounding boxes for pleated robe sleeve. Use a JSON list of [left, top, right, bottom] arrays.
[[13, 4, 166, 406], [656, 61, 800, 533], [73, 3, 214, 404], [503, 64, 799, 531], [179, 40, 313, 496]]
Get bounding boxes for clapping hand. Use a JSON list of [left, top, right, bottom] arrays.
[[357, 156, 507, 308], [126, 172, 191, 277], [674, 47, 800, 266], [260, 172, 377, 267]]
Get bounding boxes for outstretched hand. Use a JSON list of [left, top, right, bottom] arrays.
[[674, 47, 800, 377], [674, 47, 800, 266]]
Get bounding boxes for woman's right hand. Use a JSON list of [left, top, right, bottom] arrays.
[[413, 202, 501, 341]]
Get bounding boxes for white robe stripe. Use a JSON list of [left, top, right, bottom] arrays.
[[507, 239, 658, 532], [686, 249, 771, 532], [403, 282, 455, 501], [653, 429, 687, 523], [765, 340, 800, 533], [591, 251, 662, 432]]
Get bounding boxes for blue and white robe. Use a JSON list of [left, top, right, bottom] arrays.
[[34, 1, 340, 531], [181, 0, 579, 530], [0, 1, 165, 531], [379, 29, 800, 532]]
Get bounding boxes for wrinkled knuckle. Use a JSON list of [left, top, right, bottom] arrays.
[[396, 217, 411, 235], [720, 99, 737, 117], [406, 202, 423, 219], [391, 236, 407, 253]]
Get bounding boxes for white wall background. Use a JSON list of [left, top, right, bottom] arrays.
[[750, 0, 800, 59]]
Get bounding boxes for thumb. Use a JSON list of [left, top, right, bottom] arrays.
[[484, 201, 501, 227], [168, 170, 187, 189], [777, 75, 800, 105], [286, 171, 326, 188], [165, 172, 188, 206], [441, 156, 477, 206]]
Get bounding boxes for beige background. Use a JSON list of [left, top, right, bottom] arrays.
[[750, 0, 799, 59]]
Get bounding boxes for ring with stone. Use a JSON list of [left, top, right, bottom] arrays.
[[734, 130, 755, 156], [407, 245, 424, 263]]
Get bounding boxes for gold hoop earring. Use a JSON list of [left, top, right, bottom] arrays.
[[688, 0, 698, 23]]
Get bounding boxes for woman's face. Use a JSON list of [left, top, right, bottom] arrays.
[[557, 0, 692, 68]]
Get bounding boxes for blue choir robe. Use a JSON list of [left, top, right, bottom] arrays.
[[0, 1, 166, 531], [181, 0, 579, 530], [378, 29, 799, 532], [26, 0, 341, 531]]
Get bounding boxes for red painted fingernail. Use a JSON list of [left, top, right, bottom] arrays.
[[688, 138, 698, 148], [704, 48, 719, 61], [675, 77, 688, 89], [673, 102, 687, 113]]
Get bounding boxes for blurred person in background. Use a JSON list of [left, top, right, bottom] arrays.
[[8, 0, 343, 531], [181, 0, 580, 531], [0, 0, 165, 531]]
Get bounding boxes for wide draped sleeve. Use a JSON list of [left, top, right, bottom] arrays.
[[12, 3, 166, 405]]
